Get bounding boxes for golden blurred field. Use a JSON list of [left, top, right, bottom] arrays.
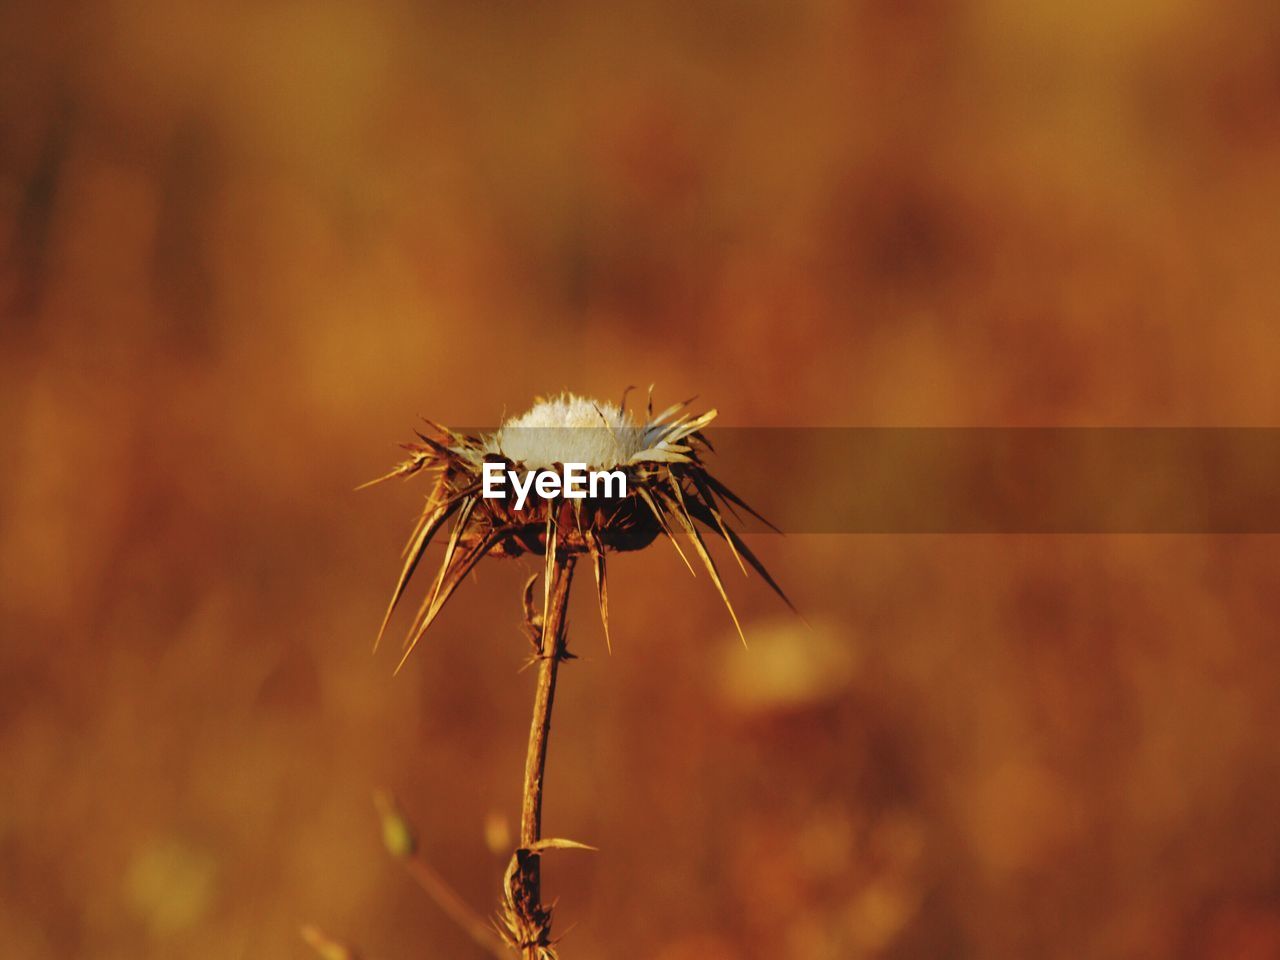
[[4, 2, 1280, 958]]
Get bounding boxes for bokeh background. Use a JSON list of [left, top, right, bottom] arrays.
[[5, 2, 1280, 958]]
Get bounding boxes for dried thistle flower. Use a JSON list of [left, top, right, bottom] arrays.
[[367, 389, 792, 671], [366, 389, 792, 958]]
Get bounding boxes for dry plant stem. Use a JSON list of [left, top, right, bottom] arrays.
[[523, 557, 575, 851], [512, 555, 576, 958]]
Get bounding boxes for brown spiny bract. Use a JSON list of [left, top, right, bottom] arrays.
[[366, 391, 792, 672]]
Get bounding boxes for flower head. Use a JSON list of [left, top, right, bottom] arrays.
[[486, 395, 648, 468], [366, 390, 791, 670]]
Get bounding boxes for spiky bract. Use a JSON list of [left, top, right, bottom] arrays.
[[367, 391, 791, 671]]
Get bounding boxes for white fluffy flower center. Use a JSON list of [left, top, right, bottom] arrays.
[[488, 395, 649, 469]]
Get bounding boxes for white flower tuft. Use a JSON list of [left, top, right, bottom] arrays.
[[488, 394, 648, 469]]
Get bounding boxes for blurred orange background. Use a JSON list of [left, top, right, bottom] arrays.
[[4, 2, 1280, 958]]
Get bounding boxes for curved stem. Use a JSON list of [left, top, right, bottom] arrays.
[[522, 556, 575, 846], [506, 555, 576, 958]]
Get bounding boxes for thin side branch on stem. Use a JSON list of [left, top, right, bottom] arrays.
[[403, 855, 509, 958], [375, 791, 509, 958]]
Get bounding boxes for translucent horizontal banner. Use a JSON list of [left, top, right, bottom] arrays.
[[448, 427, 1280, 533]]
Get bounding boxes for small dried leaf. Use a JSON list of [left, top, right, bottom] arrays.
[[528, 837, 598, 853], [522, 572, 540, 632]]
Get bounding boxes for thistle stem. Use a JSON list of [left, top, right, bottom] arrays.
[[507, 555, 576, 958]]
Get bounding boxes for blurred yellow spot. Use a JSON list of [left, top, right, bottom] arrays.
[[300, 924, 358, 960], [483, 811, 512, 856], [717, 617, 856, 713], [374, 790, 416, 860], [847, 878, 918, 953], [125, 836, 218, 937]]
